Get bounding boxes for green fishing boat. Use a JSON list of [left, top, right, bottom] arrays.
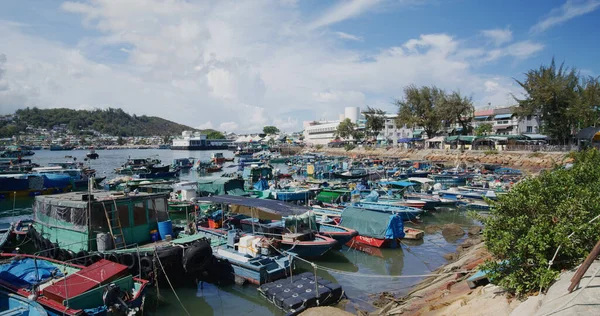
[[315, 188, 352, 203]]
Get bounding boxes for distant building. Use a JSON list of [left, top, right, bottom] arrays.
[[171, 131, 232, 150], [303, 107, 361, 145], [382, 114, 414, 144]]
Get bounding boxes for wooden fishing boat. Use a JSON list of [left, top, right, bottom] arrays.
[[316, 222, 358, 248], [0, 254, 148, 316], [205, 165, 222, 173], [271, 189, 315, 202], [348, 201, 424, 221], [196, 196, 338, 257], [0, 289, 47, 316], [341, 207, 407, 249]]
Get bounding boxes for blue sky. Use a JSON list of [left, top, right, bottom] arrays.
[[0, 0, 598, 132]]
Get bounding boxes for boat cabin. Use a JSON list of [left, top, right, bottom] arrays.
[[33, 191, 170, 252]]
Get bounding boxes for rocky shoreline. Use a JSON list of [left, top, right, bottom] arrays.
[[367, 233, 516, 316], [310, 148, 569, 171]]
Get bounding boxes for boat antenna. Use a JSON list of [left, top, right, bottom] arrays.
[[12, 191, 16, 218]]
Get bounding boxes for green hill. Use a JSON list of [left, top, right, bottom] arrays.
[[6, 107, 199, 137]]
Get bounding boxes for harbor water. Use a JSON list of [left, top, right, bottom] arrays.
[[0, 149, 480, 315]]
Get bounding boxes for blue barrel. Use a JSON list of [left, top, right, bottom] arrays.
[[157, 220, 173, 240]]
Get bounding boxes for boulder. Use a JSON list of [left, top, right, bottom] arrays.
[[442, 223, 465, 237], [425, 225, 442, 234], [443, 252, 458, 261], [468, 226, 482, 236]]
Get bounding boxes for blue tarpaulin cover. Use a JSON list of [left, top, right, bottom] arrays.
[[341, 207, 405, 239], [253, 179, 269, 191], [0, 258, 63, 287]]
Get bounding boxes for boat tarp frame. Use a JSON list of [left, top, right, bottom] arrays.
[[340, 207, 404, 240], [197, 177, 245, 196], [196, 195, 308, 220]]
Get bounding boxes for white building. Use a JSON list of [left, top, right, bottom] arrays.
[[382, 114, 414, 144], [303, 107, 361, 145]]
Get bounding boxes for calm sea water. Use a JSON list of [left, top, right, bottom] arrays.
[[0, 149, 477, 315]]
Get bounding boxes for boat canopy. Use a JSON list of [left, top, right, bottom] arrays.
[[196, 195, 308, 220], [197, 177, 246, 196], [340, 207, 405, 240], [407, 177, 435, 184], [379, 181, 415, 187]]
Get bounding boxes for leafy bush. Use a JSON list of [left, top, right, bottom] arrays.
[[528, 152, 543, 158], [315, 144, 324, 150], [482, 149, 600, 295], [344, 143, 356, 152], [484, 149, 498, 155]]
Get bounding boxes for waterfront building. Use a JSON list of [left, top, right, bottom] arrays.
[[171, 131, 232, 150]]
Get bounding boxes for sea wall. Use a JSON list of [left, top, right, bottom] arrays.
[[307, 148, 570, 171]]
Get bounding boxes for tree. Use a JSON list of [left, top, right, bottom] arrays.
[[363, 106, 386, 140], [482, 149, 600, 295], [440, 91, 474, 135], [162, 135, 172, 144], [514, 59, 580, 144], [117, 136, 125, 145], [263, 126, 280, 135], [335, 118, 357, 140], [206, 131, 225, 139], [395, 85, 445, 139], [474, 123, 493, 136]]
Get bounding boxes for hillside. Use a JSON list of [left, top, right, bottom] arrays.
[[5, 107, 199, 137]]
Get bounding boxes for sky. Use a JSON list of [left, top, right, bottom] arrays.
[[0, 0, 599, 133]]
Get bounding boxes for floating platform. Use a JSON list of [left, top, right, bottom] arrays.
[[258, 272, 344, 315]]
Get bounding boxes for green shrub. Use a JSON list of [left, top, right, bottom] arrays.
[[344, 143, 356, 152], [528, 152, 543, 158], [484, 149, 498, 155], [315, 144, 324, 150], [482, 149, 600, 295]]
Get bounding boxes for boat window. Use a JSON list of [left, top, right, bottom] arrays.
[[133, 201, 147, 225], [116, 204, 130, 227], [71, 207, 87, 226], [90, 204, 108, 231], [148, 198, 169, 222], [54, 206, 72, 222]]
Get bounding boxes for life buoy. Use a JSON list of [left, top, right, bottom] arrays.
[[139, 256, 153, 279], [119, 253, 137, 270], [75, 250, 90, 266], [67, 250, 76, 261]]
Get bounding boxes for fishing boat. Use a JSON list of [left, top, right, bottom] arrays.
[[29, 190, 216, 283], [0, 289, 47, 316], [0, 254, 148, 316], [437, 188, 498, 201], [196, 196, 338, 257], [114, 157, 161, 174], [197, 177, 248, 197], [0, 222, 13, 249], [32, 166, 105, 190], [332, 168, 371, 180], [348, 201, 424, 221], [0, 173, 72, 198], [211, 152, 226, 164], [341, 207, 406, 248], [0, 146, 35, 158], [315, 188, 351, 203], [136, 170, 179, 179], [205, 165, 222, 173], [49, 145, 74, 151], [271, 188, 315, 202], [85, 147, 99, 159], [172, 157, 195, 169], [191, 228, 293, 285], [316, 222, 358, 249]]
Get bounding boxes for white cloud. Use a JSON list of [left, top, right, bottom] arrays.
[[481, 28, 512, 46], [196, 122, 214, 130], [0, 1, 544, 133], [219, 121, 239, 132], [334, 31, 363, 41], [308, 0, 381, 30], [483, 41, 544, 62], [531, 0, 600, 33]]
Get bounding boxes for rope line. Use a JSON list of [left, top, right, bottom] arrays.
[[153, 248, 191, 316]]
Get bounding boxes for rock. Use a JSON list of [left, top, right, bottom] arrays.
[[444, 252, 458, 261], [442, 223, 465, 237], [468, 226, 482, 236], [425, 225, 442, 234]]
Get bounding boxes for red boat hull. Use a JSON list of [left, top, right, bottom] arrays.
[[349, 235, 390, 248]]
